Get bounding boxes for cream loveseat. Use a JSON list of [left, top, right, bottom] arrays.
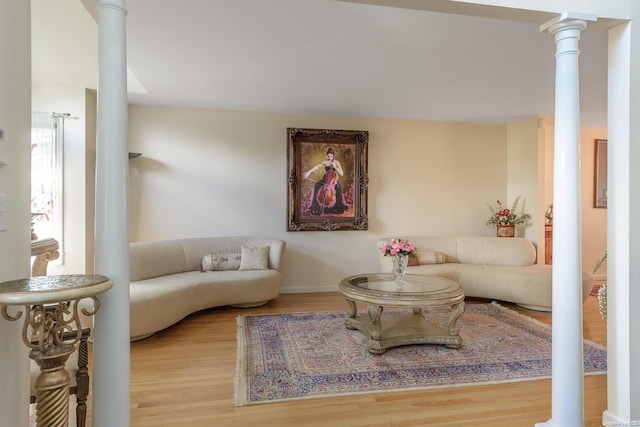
[[128, 236, 285, 340], [377, 236, 592, 311]]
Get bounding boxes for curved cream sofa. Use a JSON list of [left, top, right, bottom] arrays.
[[128, 236, 285, 340], [377, 236, 592, 311]]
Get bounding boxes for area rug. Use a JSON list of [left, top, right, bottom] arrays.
[[234, 302, 607, 406]]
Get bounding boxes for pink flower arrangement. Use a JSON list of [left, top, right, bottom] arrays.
[[486, 196, 531, 226], [380, 238, 416, 257]]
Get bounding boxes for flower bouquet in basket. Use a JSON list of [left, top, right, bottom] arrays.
[[380, 238, 416, 283], [486, 196, 531, 226]]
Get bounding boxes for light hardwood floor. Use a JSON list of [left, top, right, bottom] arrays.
[[78, 292, 607, 427]]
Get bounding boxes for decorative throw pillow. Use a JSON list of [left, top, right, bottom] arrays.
[[417, 251, 447, 265], [407, 253, 420, 266], [239, 246, 270, 271], [201, 252, 242, 271]]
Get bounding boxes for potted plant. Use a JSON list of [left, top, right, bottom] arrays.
[[486, 196, 531, 237]]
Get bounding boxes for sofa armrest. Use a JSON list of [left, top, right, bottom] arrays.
[[249, 237, 286, 271]]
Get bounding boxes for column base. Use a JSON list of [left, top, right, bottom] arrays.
[[603, 410, 640, 426]]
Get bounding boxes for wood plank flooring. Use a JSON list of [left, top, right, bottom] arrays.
[[79, 292, 607, 427]]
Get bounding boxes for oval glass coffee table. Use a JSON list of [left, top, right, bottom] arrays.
[[338, 273, 465, 354]]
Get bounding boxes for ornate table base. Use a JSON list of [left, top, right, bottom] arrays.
[[0, 275, 112, 427], [344, 301, 465, 354], [31, 344, 75, 426], [338, 273, 466, 355]]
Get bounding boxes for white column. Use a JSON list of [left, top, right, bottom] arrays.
[[537, 12, 595, 427], [93, 1, 130, 426], [0, 1, 31, 426], [603, 18, 640, 426]]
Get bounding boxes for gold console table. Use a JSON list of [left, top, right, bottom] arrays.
[[0, 274, 112, 427]]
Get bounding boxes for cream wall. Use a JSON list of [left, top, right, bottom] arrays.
[[127, 105, 521, 292], [580, 127, 608, 278], [84, 89, 97, 274], [24, 92, 607, 289], [507, 117, 540, 243]]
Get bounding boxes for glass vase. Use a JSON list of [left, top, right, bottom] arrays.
[[392, 254, 409, 284]]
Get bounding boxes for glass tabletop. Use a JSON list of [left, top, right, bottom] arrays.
[[347, 273, 459, 294], [338, 273, 464, 306]]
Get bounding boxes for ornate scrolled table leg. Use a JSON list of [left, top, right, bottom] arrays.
[[0, 275, 112, 427], [367, 304, 385, 354], [444, 301, 465, 349], [447, 301, 465, 336]]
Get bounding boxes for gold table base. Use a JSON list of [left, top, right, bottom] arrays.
[[339, 273, 466, 355], [344, 301, 465, 354], [0, 274, 112, 427], [32, 345, 75, 426]]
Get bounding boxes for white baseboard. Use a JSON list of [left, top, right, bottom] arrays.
[[280, 286, 337, 294], [602, 410, 640, 426]]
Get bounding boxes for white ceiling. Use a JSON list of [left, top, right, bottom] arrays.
[[32, 0, 609, 127]]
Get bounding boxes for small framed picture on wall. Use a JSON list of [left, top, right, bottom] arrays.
[[287, 128, 369, 231]]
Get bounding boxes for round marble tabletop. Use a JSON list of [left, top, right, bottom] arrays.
[[0, 274, 112, 305]]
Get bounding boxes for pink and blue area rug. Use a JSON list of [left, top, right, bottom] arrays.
[[234, 303, 606, 406]]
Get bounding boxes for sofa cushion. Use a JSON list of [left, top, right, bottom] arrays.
[[417, 251, 447, 265], [129, 269, 282, 339], [202, 252, 241, 271], [239, 246, 270, 270], [407, 253, 419, 266], [456, 237, 535, 266], [377, 235, 593, 311], [406, 263, 553, 306], [130, 240, 189, 281]]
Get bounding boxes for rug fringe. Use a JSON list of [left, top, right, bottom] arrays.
[[234, 316, 248, 407], [234, 375, 556, 406], [488, 300, 608, 351], [489, 301, 550, 327]]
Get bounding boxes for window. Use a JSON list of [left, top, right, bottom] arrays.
[[30, 112, 63, 258]]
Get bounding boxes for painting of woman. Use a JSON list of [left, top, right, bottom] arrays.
[[303, 147, 349, 215]]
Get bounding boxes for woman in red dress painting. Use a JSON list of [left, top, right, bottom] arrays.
[[303, 147, 349, 215]]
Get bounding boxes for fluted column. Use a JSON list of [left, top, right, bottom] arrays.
[[93, 1, 130, 426], [537, 12, 595, 427]]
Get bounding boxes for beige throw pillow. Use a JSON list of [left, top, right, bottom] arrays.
[[202, 253, 242, 271], [407, 253, 420, 266], [417, 251, 447, 265], [239, 246, 270, 271]]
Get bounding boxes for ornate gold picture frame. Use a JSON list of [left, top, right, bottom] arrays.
[[287, 128, 369, 231]]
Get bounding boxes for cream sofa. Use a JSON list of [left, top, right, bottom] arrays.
[[128, 236, 285, 340], [377, 236, 592, 311]]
